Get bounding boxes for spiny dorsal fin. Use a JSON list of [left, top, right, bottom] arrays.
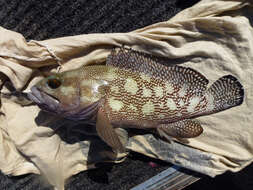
[[106, 47, 209, 96]]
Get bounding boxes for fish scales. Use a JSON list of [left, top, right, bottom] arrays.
[[98, 66, 201, 123], [28, 47, 244, 152]]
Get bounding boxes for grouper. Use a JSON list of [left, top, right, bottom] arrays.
[[28, 47, 244, 153]]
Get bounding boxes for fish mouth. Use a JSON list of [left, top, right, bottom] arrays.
[[28, 86, 60, 112], [28, 86, 100, 122]]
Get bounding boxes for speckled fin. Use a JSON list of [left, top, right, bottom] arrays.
[[204, 75, 244, 114], [157, 119, 203, 139], [107, 47, 209, 95], [96, 107, 127, 153]]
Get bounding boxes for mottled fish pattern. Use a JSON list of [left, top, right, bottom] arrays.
[[28, 47, 244, 152]]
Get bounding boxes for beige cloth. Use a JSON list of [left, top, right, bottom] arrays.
[[1, 0, 253, 189]]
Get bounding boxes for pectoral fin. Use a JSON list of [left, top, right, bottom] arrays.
[[114, 128, 129, 148], [96, 108, 127, 153], [157, 119, 203, 139]]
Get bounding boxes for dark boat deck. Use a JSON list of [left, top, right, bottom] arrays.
[[2, 151, 253, 190]]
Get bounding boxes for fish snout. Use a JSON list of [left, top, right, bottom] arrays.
[[28, 86, 43, 104], [28, 86, 60, 112]]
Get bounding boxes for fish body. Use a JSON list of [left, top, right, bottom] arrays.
[[28, 48, 244, 152]]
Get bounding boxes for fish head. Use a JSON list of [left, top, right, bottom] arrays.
[[28, 71, 82, 116]]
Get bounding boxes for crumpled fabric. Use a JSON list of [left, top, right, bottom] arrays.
[[0, 0, 253, 189]]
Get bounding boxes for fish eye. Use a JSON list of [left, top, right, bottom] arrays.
[[47, 78, 62, 89]]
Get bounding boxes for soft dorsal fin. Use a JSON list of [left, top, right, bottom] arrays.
[[106, 47, 209, 96]]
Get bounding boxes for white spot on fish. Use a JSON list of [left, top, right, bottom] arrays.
[[110, 85, 120, 93], [179, 99, 184, 107], [143, 87, 152, 97], [178, 85, 186, 97], [105, 68, 118, 81], [81, 80, 94, 87], [109, 98, 124, 111], [187, 96, 200, 113], [154, 86, 163, 98], [60, 86, 75, 95], [166, 98, 177, 110], [159, 114, 165, 119], [124, 78, 138, 95], [81, 96, 99, 103], [165, 83, 174, 94], [129, 104, 138, 111], [140, 74, 151, 82], [81, 79, 109, 88], [142, 101, 155, 115], [176, 112, 182, 117], [65, 70, 78, 78]]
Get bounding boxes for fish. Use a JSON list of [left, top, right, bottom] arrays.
[[28, 47, 244, 153]]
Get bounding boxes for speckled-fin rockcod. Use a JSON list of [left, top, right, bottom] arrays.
[[28, 47, 244, 153]]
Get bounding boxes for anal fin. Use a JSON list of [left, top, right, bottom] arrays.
[[157, 119, 203, 139], [96, 108, 127, 153]]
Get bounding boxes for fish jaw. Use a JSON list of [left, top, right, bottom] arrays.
[[63, 100, 100, 121], [28, 86, 100, 122], [28, 86, 60, 114]]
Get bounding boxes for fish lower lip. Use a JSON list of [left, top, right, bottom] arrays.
[[29, 86, 59, 105], [28, 87, 43, 103], [27, 92, 41, 104]]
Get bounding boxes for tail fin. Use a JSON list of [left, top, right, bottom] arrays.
[[205, 75, 244, 113]]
